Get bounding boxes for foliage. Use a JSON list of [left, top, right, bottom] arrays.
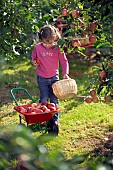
[[0, 0, 113, 60], [86, 56, 113, 97]]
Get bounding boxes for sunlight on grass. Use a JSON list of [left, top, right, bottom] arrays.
[[1, 57, 113, 168]]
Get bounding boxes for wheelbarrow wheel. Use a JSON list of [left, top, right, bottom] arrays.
[[47, 119, 59, 136]]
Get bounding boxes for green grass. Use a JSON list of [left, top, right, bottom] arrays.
[[1, 57, 113, 168]]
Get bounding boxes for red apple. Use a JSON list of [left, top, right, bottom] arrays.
[[40, 105, 48, 112], [104, 95, 112, 102], [37, 103, 41, 109], [44, 108, 50, 113], [36, 58, 41, 65], [84, 96, 93, 103], [27, 107, 34, 113], [90, 22, 98, 31], [89, 35, 97, 43], [31, 103, 38, 108], [79, 21, 86, 27], [92, 96, 99, 103], [20, 107, 27, 113], [100, 70, 107, 79], [71, 39, 81, 47], [47, 103, 56, 109], [61, 8, 69, 16], [34, 108, 43, 114], [89, 89, 96, 97], [49, 106, 56, 111], [41, 101, 48, 106], [109, 61, 113, 68], [71, 10, 79, 18]]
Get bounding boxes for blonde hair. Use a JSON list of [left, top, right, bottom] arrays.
[[38, 25, 61, 42]]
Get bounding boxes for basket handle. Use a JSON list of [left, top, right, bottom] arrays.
[[10, 87, 36, 106]]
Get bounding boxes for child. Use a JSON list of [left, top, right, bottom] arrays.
[[31, 24, 70, 125]]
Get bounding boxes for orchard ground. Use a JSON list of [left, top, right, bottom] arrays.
[[1, 54, 113, 168]]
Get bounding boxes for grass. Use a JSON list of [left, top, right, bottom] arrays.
[[1, 56, 113, 168]]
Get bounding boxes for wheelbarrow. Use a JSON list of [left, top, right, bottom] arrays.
[[10, 87, 59, 135]]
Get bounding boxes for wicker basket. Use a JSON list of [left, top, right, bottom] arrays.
[[52, 79, 77, 100]]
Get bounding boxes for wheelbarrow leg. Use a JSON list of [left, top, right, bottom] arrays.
[[19, 115, 22, 124]]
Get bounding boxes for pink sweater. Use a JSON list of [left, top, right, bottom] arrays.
[[31, 43, 69, 78]]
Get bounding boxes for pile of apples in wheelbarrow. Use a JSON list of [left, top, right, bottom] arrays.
[[15, 101, 57, 115]]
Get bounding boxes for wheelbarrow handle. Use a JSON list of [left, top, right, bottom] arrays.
[[10, 87, 36, 106]]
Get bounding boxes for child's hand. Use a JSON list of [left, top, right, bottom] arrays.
[[63, 74, 70, 79], [31, 60, 37, 66]]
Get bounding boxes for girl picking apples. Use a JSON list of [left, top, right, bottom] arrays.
[[31, 24, 70, 125]]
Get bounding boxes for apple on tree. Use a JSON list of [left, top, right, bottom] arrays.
[[71, 10, 79, 18], [90, 22, 98, 31], [89, 35, 97, 43], [61, 8, 69, 16], [71, 39, 81, 47], [109, 61, 113, 68], [99, 70, 107, 79]]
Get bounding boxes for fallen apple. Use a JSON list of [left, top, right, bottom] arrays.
[[84, 96, 93, 103], [89, 89, 96, 97], [92, 96, 99, 103], [104, 95, 112, 102]]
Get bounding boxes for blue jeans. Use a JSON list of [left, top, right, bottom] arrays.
[[37, 75, 59, 121]]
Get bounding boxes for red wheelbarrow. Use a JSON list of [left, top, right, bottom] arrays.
[[10, 87, 59, 135]]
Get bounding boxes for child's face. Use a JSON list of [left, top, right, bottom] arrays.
[[42, 39, 56, 49]]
